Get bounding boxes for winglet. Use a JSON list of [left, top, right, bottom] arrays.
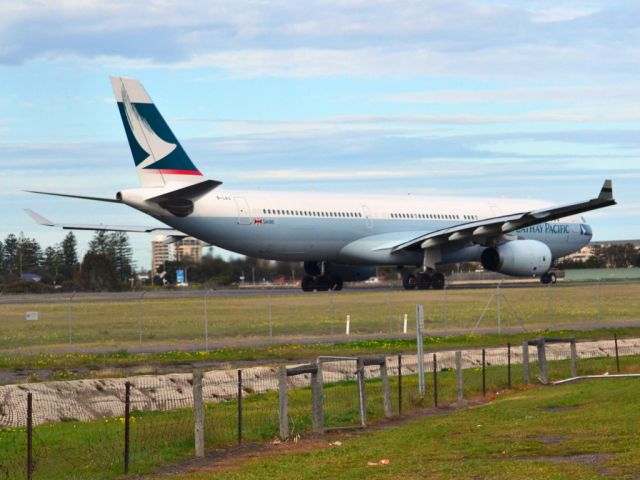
[[598, 179, 613, 201], [25, 209, 55, 226]]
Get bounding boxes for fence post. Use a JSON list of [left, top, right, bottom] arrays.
[[570, 338, 577, 378], [614, 334, 620, 373], [237, 370, 243, 445], [455, 351, 464, 405], [311, 362, 324, 433], [27, 392, 33, 480], [416, 305, 425, 395], [278, 367, 289, 440], [433, 353, 438, 408], [522, 340, 530, 384], [357, 358, 367, 427], [507, 343, 512, 388], [482, 349, 486, 397], [537, 339, 548, 384], [193, 371, 204, 458], [124, 382, 130, 475], [380, 359, 392, 418], [397, 354, 403, 415]]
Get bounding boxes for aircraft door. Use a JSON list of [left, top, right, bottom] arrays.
[[362, 205, 373, 229], [234, 197, 252, 225]]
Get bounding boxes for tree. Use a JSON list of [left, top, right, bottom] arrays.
[[2, 234, 18, 276], [61, 232, 79, 280], [77, 252, 120, 291], [88, 231, 114, 257], [16, 234, 43, 274], [111, 232, 133, 280], [43, 245, 64, 283]]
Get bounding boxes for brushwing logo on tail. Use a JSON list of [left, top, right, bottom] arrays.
[[121, 87, 176, 169]]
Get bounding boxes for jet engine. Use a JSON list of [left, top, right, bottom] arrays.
[[480, 240, 552, 277]]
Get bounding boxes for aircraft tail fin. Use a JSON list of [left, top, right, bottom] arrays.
[[110, 76, 204, 188]]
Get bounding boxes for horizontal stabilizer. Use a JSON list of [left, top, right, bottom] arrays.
[[25, 190, 121, 203], [24, 209, 184, 235], [148, 179, 222, 203]]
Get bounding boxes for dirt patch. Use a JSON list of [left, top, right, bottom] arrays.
[[147, 437, 335, 478]]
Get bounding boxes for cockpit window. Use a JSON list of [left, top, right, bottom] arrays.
[[581, 224, 593, 236]]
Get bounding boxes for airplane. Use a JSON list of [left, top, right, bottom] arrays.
[[26, 77, 616, 292]]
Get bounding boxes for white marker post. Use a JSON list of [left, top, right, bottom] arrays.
[[403, 313, 408, 334], [346, 315, 351, 335]]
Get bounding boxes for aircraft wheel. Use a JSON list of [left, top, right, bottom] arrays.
[[549, 272, 557, 284], [416, 272, 432, 290], [329, 275, 343, 291], [301, 275, 316, 292], [540, 272, 556, 285], [402, 274, 417, 290], [315, 275, 330, 291], [432, 272, 445, 290]]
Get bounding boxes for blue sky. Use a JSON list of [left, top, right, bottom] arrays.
[[1, 0, 639, 270]]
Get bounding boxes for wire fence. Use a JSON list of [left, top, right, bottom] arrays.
[[1, 282, 640, 352], [1, 335, 640, 479]]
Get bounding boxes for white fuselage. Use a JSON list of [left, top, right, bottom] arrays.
[[121, 187, 592, 267]]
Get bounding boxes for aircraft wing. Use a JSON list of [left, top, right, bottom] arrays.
[[25, 209, 186, 238], [392, 179, 616, 252]]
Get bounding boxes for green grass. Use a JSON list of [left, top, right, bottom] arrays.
[[169, 378, 640, 480], [2, 353, 639, 479], [0, 283, 638, 354]]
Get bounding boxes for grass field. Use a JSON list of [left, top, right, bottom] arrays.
[[1, 283, 639, 354], [1, 351, 636, 479], [169, 377, 640, 480]]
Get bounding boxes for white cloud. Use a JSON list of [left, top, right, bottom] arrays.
[[3, 1, 640, 82]]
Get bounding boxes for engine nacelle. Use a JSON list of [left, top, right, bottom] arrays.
[[480, 240, 552, 277]]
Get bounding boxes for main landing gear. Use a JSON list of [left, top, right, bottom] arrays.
[[301, 274, 343, 292], [301, 261, 343, 292], [540, 271, 557, 284], [402, 269, 445, 290]]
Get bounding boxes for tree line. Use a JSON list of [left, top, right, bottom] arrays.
[[0, 231, 303, 293], [557, 243, 640, 269], [0, 231, 133, 293]]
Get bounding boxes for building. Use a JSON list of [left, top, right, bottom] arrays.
[[175, 237, 204, 264], [151, 235, 170, 273]]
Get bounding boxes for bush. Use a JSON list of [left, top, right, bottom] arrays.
[[2, 280, 55, 294]]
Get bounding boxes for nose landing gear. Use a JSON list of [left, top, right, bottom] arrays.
[[540, 271, 557, 284]]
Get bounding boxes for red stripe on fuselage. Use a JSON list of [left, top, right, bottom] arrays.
[[151, 169, 203, 176]]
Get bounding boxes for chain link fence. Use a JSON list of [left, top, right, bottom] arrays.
[[1, 335, 640, 479], [1, 283, 640, 353]]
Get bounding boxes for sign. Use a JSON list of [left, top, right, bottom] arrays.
[[26, 311, 38, 321], [176, 269, 185, 284]]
